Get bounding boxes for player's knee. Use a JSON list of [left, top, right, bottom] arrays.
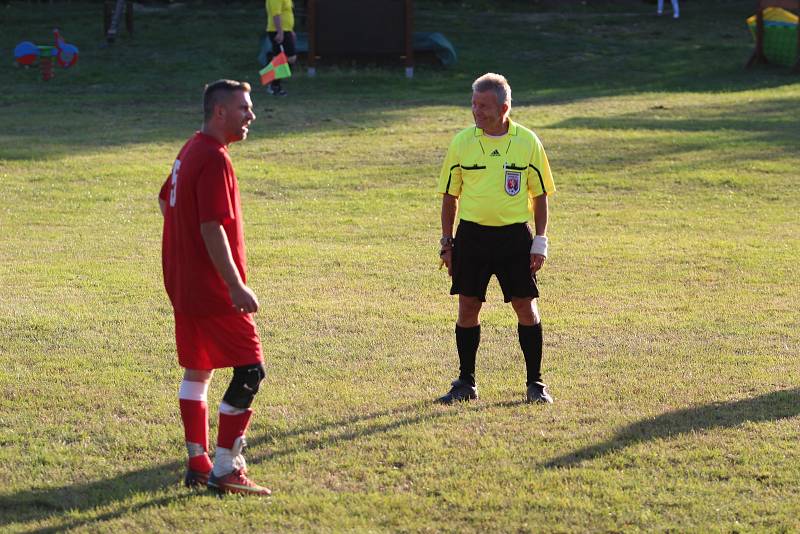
[[222, 364, 266, 409]]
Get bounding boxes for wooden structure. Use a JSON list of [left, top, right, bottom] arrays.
[[306, 0, 414, 77], [746, 0, 800, 72]]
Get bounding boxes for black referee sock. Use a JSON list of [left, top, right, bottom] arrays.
[[455, 324, 480, 387], [518, 323, 543, 386]]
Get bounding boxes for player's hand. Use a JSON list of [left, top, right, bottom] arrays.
[[275, 30, 284, 44], [440, 248, 453, 277], [530, 253, 545, 274], [230, 283, 260, 314]]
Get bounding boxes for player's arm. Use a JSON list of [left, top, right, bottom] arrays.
[[530, 194, 548, 274], [440, 193, 458, 276], [158, 176, 170, 216], [199, 221, 259, 313]]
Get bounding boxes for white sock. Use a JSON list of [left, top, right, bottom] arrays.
[[212, 436, 247, 476], [219, 400, 247, 415], [178, 379, 209, 401]]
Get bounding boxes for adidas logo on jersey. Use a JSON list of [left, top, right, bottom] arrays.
[[490, 149, 501, 156]]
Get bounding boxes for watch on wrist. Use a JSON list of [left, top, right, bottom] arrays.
[[440, 236, 454, 247]]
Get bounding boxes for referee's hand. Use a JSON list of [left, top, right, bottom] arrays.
[[440, 248, 453, 277], [530, 253, 545, 274]]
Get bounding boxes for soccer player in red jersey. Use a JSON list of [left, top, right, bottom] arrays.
[[159, 80, 270, 495]]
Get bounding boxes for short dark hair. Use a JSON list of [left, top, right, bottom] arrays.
[[203, 79, 251, 121]]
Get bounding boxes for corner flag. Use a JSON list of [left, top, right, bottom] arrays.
[[259, 51, 291, 85]]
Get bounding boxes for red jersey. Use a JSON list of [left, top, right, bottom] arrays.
[[160, 132, 248, 316]]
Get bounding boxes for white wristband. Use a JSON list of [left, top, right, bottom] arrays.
[[531, 235, 548, 258]]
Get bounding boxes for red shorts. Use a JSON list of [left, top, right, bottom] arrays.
[[174, 312, 263, 370]]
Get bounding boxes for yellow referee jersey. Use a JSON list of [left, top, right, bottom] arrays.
[[437, 120, 555, 227], [266, 0, 294, 32]]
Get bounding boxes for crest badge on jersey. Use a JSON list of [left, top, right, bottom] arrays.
[[504, 170, 521, 196]]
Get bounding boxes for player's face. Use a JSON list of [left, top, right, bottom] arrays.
[[222, 90, 256, 144], [472, 90, 508, 135]]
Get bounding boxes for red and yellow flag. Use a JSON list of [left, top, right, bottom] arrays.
[[259, 52, 292, 85]]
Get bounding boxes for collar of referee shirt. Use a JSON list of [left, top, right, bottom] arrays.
[[474, 120, 519, 137]]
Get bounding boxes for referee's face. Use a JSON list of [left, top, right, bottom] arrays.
[[472, 90, 508, 135]]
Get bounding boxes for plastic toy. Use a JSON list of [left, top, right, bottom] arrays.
[[13, 29, 79, 80]]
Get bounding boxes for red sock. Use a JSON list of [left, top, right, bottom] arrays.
[[179, 399, 209, 448], [217, 409, 253, 449], [180, 399, 211, 472], [188, 452, 213, 473]]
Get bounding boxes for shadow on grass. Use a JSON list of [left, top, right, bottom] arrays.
[[1, 1, 798, 162], [245, 399, 525, 466], [5, 90, 799, 167], [544, 388, 800, 469], [0, 455, 192, 534], [0, 399, 519, 532], [547, 96, 800, 171], [551, 97, 800, 152]]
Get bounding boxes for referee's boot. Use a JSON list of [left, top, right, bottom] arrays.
[[437, 379, 478, 404], [526, 381, 553, 404], [266, 82, 288, 97]]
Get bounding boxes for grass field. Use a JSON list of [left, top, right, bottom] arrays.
[[1, 0, 799, 531]]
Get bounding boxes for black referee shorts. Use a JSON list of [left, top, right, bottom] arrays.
[[450, 220, 539, 303], [268, 31, 297, 59]]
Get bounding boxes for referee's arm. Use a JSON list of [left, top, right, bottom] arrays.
[[531, 193, 548, 273], [533, 193, 548, 237], [440, 193, 457, 276]]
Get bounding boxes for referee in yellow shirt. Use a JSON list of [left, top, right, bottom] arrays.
[[265, 0, 296, 96], [437, 73, 556, 404]]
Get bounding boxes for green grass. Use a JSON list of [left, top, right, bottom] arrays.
[[1, 0, 799, 531]]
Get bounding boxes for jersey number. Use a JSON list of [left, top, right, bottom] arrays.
[[169, 159, 181, 207]]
